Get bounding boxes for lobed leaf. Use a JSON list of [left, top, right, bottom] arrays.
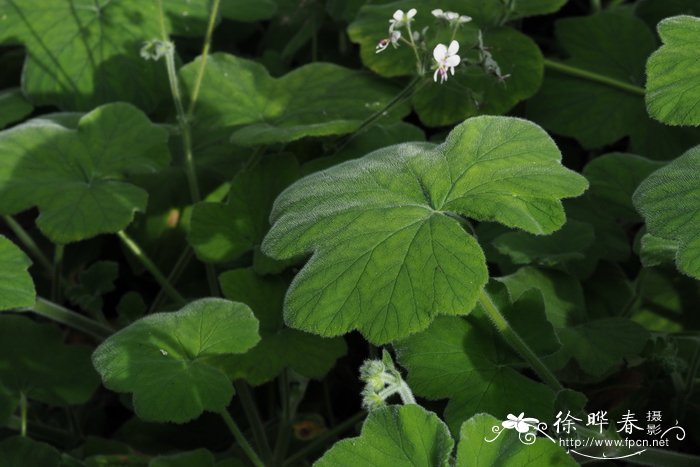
[[0, 235, 35, 311], [92, 298, 260, 423], [262, 116, 587, 344]]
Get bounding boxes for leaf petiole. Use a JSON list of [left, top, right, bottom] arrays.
[[24, 298, 113, 341], [219, 409, 265, 467], [544, 58, 645, 96]]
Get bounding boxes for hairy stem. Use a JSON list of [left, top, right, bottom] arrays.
[[117, 230, 186, 306], [219, 410, 265, 467], [544, 59, 645, 96], [2, 215, 52, 274], [478, 289, 564, 391], [24, 298, 113, 340], [51, 244, 64, 303], [19, 392, 27, 437], [149, 247, 194, 312]]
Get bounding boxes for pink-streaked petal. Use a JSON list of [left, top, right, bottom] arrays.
[[448, 40, 460, 55], [445, 55, 460, 68], [433, 43, 447, 61]]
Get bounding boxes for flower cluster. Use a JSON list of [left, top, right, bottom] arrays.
[[431, 8, 472, 25], [359, 350, 416, 411]]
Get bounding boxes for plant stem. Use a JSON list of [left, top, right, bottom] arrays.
[[52, 244, 64, 303], [149, 247, 194, 312], [272, 370, 292, 465], [2, 215, 52, 274], [219, 410, 265, 467], [235, 382, 273, 462], [7, 416, 76, 446], [478, 289, 564, 392], [283, 412, 366, 466], [186, 0, 221, 118], [544, 59, 645, 96], [117, 230, 186, 306], [27, 298, 113, 340], [19, 392, 27, 437]]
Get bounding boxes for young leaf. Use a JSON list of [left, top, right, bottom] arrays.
[[92, 298, 260, 423], [0, 88, 32, 129], [314, 405, 454, 467], [66, 261, 119, 314], [0, 314, 100, 405], [179, 53, 409, 146], [646, 16, 700, 126], [394, 291, 558, 433], [638, 233, 678, 268], [634, 145, 700, 279], [0, 103, 170, 244], [0, 235, 35, 311], [455, 413, 577, 466], [216, 268, 346, 385], [262, 116, 587, 344]]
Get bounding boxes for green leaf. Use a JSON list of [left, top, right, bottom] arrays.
[[395, 291, 558, 432], [0, 0, 181, 110], [179, 53, 409, 146], [583, 153, 665, 222], [150, 449, 215, 467], [639, 233, 678, 268], [314, 404, 454, 467], [263, 116, 586, 344], [0, 103, 170, 244], [557, 318, 649, 377], [0, 235, 35, 311], [633, 145, 700, 279], [92, 298, 260, 423], [66, 261, 118, 314], [412, 27, 543, 127], [528, 13, 661, 150], [0, 314, 99, 405], [0, 436, 62, 467], [455, 413, 577, 466], [216, 269, 346, 385], [0, 88, 32, 129], [188, 154, 300, 263], [0, 383, 18, 425], [492, 220, 595, 268], [646, 16, 700, 125]]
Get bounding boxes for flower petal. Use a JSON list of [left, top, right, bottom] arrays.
[[515, 422, 531, 433], [448, 40, 460, 55], [393, 10, 403, 21], [433, 68, 440, 82], [431, 9, 443, 17], [445, 55, 461, 68], [433, 43, 447, 61], [407, 8, 417, 18], [503, 420, 517, 429]]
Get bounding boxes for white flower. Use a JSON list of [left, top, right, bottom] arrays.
[[389, 8, 417, 32], [433, 40, 461, 83], [502, 413, 539, 434], [376, 30, 401, 53], [432, 9, 472, 25]]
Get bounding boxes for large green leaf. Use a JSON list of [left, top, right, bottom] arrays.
[[0, 314, 99, 405], [395, 290, 558, 433], [633, 145, 700, 279], [262, 116, 587, 344], [456, 413, 577, 466], [216, 269, 346, 385], [0, 88, 32, 129], [528, 13, 698, 158], [0, 103, 169, 244], [645, 15, 700, 126], [0, 235, 35, 311], [314, 404, 454, 467], [92, 298, 260, 423], [179, 53, 409, 146]]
